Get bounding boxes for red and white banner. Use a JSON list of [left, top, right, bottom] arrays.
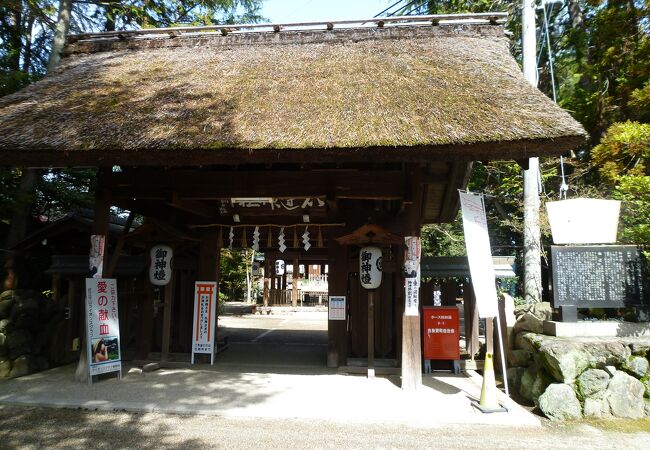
[[459, 192, 499, 318], [192, 281, 218, 364], [85, 278, 121, 377]]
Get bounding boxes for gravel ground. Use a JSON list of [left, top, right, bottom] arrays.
[[1, 404, 649, 449]]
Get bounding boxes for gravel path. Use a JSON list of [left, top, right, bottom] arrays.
[[1, 404, 649, 449]]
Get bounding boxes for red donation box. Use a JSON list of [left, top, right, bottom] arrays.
[[423, 307, 460, 360]]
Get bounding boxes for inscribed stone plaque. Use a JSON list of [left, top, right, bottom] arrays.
[[551, 245, 649, 309]]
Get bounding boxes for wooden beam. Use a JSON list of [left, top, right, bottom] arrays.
[[104, 211, 135, 278], [327, 237, 348, 367], [438, 161, 473, 222], [161, 271, 175, 361], [168, 192, 214, 218], [104, 170, 405, 200]]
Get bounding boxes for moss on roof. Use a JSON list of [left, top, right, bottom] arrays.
[[0, 24, 586, 165]]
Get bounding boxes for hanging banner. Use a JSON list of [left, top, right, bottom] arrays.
[[89, 235, 105, 278], [85, 278, 121, 379], [404, 236, 421, 316], [459, 192, 499, 318], [192, 281, 218, 364], [149, 245, 173, 286]]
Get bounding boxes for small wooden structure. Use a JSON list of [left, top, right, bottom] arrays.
[[0, 14, 586, 389]]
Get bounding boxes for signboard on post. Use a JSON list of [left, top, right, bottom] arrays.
[[192, 281, 218, 364], [404, 236, 421, 316], [459, 192, 499, 318], [85, 278, 121, 381], [328, 296, 346, 320]]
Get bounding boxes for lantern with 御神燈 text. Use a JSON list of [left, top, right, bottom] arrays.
[[359, 246, 382, 290], [275, 259, 285, 276]]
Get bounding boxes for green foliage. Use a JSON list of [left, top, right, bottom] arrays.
[[591, 121, 650, 183], [219, 249, 252, 301], [613, 175, 650, 244]]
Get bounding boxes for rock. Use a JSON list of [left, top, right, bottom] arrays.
[[519, 363, 552, 405], [5, 329, 32, 359], [9, 355, 32, 378], [641, 378, 650, 398], [0, 297, 14, 319], [645, 399, 650, 417], [605, 372, 646, 419], [539, 339, 630, 383], [0, 319, 11, 333], [623, 356, 649, 379], [538, 384, 582, 421], [0, 358, 11, 377], [539, 341, 590, 382], [514, 332, 544, 352], [33, 356, 49, 372], [128, 367, 143, 375], [143, 362, 160, 372], [513, 313, 544, 334], [10, 296, 38, 318], [605, 366, 617, 376], [629, 342, 650, 357], [576, 369, 610, 400], [508, 349, 533, 367], [514, 302, 553, 321], [583, 398, 611, 418], [507, 367, 525, 395]]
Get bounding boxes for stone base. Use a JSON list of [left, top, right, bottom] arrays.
[[544, 321, 650, 337]]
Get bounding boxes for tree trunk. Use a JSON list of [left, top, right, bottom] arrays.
[[22, 14, 35, 73], [47, 0, 72, 72]]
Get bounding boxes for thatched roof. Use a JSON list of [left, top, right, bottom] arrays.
[[0, 16, 586, 166]]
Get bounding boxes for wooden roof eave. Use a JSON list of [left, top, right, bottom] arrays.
[[0, 136, 585, 169]]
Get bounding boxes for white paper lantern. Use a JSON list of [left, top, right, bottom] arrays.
[[275, 259, 285, 276], [359, 246, 382, 290], [149, 245, 173, 286]]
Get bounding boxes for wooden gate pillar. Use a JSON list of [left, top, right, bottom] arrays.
[[401, 163, 423, 391], [292, 259, 299, 307], [327, 239, 348, 367]]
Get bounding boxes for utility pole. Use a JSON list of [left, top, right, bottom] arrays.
[[522, 0, 542, 304]]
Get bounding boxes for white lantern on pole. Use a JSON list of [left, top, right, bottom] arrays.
[[359, 246, 382, 290], [275, 259, 285, 276], [149, 244, 173, 286]]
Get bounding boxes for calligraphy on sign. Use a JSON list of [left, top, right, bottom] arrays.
[[192, 281, 217, 358], [149, 245, 173, 286], [85, 278, 121, 377], [404, 236, 421, 316], [359, 246, 382, 290]]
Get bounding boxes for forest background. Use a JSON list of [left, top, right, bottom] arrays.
[[0, 0, 648, 301]]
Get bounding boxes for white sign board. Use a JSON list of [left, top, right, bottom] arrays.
[[546, 198, 620, 244], [89, 235, 105, 278], [85, 278, 121, 379], [328, 296, 346, 320], [192, 281, 218, 364], [460, 192, 499, 318], [252, 261, 260, 276], [404, 236, 421, 316], [149, 245, 173, 286]]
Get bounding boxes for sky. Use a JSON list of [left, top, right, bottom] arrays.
[[260, 0, 400, 23]]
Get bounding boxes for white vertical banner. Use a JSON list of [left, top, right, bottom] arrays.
[[89, 235, 105, 278], [192, 281, 218, 364], [85, 278, 121, 378], [404, 236, 421, 316], [459, 192, 499, 318]]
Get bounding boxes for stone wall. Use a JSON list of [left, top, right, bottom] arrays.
[[507, 305, 650, 420], [0, 290, 68, 379]]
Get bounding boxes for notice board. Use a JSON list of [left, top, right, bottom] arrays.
[[422, 307, 460, 360], [551, 245, 649, 309]]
